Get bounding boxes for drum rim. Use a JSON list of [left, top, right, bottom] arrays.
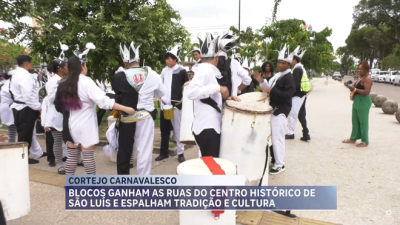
[[163, 105, 173, 110], [0, 142, 28, 149], [224, 103, 273, 115]]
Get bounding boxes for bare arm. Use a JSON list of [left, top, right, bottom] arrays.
[[354, 78, 372, 95]]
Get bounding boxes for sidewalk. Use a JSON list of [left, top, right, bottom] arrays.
[[6, 78, 400, 225]]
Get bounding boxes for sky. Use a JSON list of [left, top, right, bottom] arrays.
[[1, 0, 360, 52], [167, 0, 360, 51]]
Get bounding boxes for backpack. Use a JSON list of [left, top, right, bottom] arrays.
[[300, 72, 310, 92]]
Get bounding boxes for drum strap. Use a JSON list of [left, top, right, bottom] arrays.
[[201, 156, 225, 219]]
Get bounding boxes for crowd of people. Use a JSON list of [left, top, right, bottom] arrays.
[[0, 33, 312, 179]]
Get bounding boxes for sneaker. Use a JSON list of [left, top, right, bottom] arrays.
[[178, 154, 185, 163], [155, 154, 169, 161], [49, 160, 56, 167], [58, 166, 66, 175], [300, 136, 311, 142], [285, 134, 295, 140], [29, 158, 39, 164], [269, 165, 285, 175]]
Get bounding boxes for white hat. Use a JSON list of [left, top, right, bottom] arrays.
[[277, 44, 293, 63], [241, 57, 250, 69], [166, 44, 181, 61], [57, 41, 69, 62], [219, 33, 237, 52], [120, 42, 140, 63], [293, 46, 306, 59], [74, 42, 96, 64], [191, 48, 201, 54], [198, 34, 220, 58], [233, 54, 243, 65]]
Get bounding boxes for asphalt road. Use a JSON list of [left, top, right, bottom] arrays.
[[342, 76, 400, 103]]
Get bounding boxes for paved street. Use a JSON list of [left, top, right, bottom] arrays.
[[4, 78, 400, 225]]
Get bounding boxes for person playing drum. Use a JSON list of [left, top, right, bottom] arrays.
[[254, 44, 296, 175], [187, 34, 240, 158]]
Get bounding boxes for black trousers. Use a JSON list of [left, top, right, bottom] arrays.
[[97, 93, 115, 126], [159, 111, 173, 156], [193, 129, 221, 157], [117, 121, 136, 175], [45, 131, 55, 162], [298, 96, 309, 136], [0, 200, 6, 225], [12, 107, 39, 151]]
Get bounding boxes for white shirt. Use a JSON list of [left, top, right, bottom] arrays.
[[43, 74, 63, 130], [260, 69, 291, 89], [192, 59, 201, 72], [137, 68, 166, 111], [0, 80, 15, 125], [160, 64, 180, 107], [10, 67, 41, 111], [68, 74, 115, 148], [231, 59, 251, 96], [186, 63, 222, 135]]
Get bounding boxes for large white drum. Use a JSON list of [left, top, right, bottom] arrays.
[[179, 81, 196, 145], [0, 143, 30, 221], [177, 158, 239, 225], [219, 92, 273, 186]]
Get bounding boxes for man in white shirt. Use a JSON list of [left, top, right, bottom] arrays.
[[156, 44, 188, 163], [231, 54, 252, 96], [187, 34, 239, 157], [10, 55, 43, 164]]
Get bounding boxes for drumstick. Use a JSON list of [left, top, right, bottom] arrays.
[[257, 96, 269, 102]]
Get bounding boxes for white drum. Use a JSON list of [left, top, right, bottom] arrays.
[[177, 158, 240, 225], [219, 92, 273, 186], [0, 143, 30, 221], [179, 81, 196, 145]]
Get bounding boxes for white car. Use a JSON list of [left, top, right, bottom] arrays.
[[394, 74, 400, 86], [370, 69, 380, 80], [377, 71, 388, 82], [332, 72, 341, 78], [390, 71, 398, 84]]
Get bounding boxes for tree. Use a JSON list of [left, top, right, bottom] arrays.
[[0, 0, 188, 80], [272, 0, 282, 23], [0, 39, 26, 70], [353, 0, 400, 45], [336, 46, 355, 74], [381, 55, 400, 70]]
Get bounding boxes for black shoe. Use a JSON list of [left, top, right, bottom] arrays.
[[178, 154, 185, 163], [58, 166, 66, 175], [40, 152, 48, 158], [29, 158, 39, 164], [269, 165, 285, 175], [77, 162, 84, 166], [62, 157, 67, 162], [130, 164, 134, 168], [285, 134, 295, 140], [49, 160, 56, 167], [155, 154, 169, 161], [300, 136, 311, 142]]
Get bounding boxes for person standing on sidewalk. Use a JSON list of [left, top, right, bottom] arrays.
[[156, 44, 188, 163], [255, 44, 295, 175], [286, 46, 311, 141], [342, 61, 372, 147]]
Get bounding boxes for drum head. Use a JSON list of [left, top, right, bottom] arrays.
[[177, 158, 237, 175], [225, 92, 273, 114], [163, 105, 173, 110]]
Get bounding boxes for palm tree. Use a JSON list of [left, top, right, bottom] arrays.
[[272, 0, 282, 23]]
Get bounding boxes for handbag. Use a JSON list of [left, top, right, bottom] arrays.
[[350, 77, 365, 101]]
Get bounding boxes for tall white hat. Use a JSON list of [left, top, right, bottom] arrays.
[[74, 42, 96, 64], [293, 46, 306, 59], [277, 44, 293, 63], [166, 44, 181, 61], [219, 33, 238, 52], [198, 34, 220, 58], [241, 57, 250, 69], [57, 41, 69, 62], [120, 42, 140, 63]]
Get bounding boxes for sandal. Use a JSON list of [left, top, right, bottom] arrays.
[[342, 139, 356, 143], [356, 143, 368, 147]]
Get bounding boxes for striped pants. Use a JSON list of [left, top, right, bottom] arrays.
[[7, 125, 17, 143], [65, 147, 96, 175], [51, 130, 64, 168]]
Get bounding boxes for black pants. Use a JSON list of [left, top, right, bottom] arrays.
[[12, 107, 39, 151], [298, 96, 309, 137], [97, 93, 115, 126], [117, 121, 136, 175], [0, 200, 6, 225], [159, 111, 173, 156], [193, 129, 221, 157], [46, 131, 55, 162]]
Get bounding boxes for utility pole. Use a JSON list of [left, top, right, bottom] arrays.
[[238, 0, 241, 40]]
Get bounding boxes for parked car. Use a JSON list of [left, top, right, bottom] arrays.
[[332, 72, 341, 78], [377, 71, 388, 82], [385, 71, 396, 83], [370, 69, 380, 80], [394, 73, 400, 86], [389, 71, 398, 84]]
